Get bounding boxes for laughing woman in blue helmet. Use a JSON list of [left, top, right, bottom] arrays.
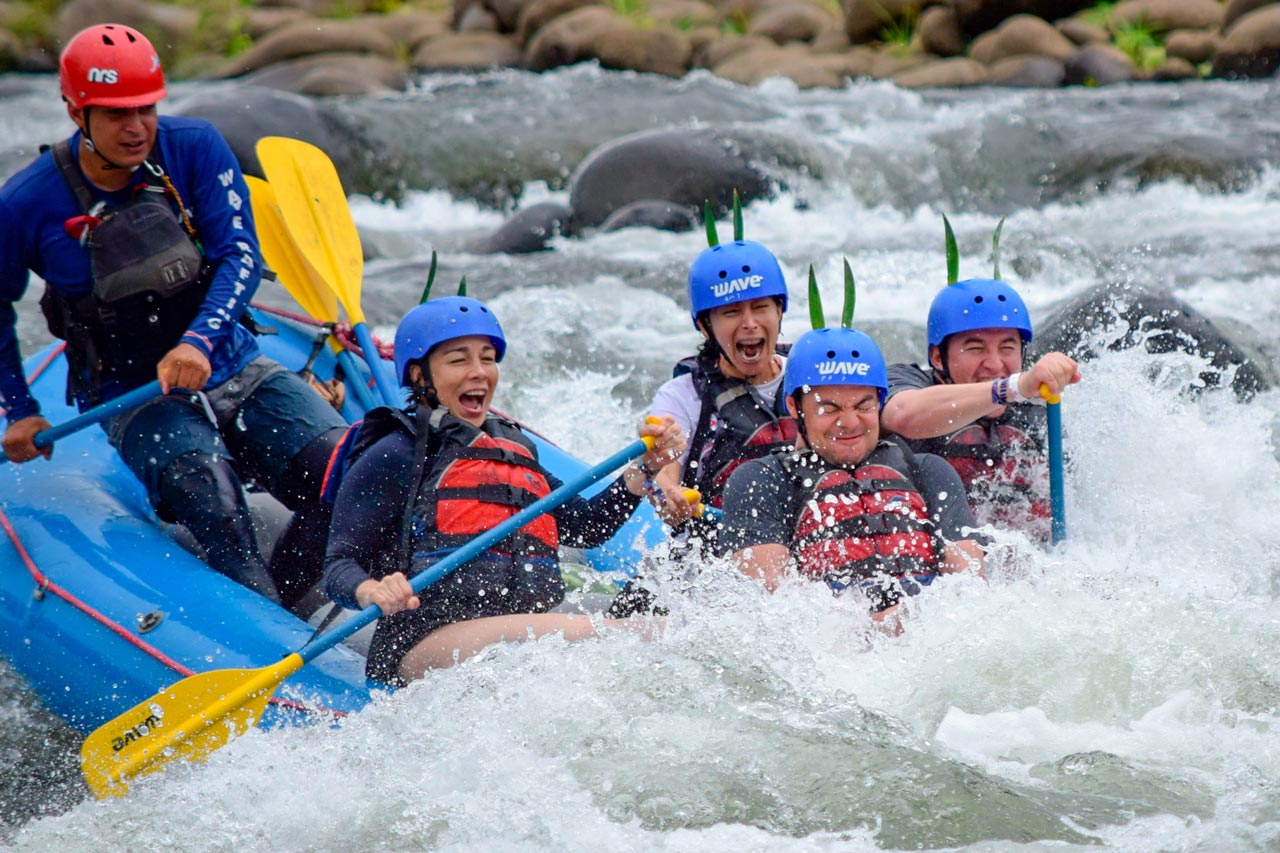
[[880, 276, 1081, 541], [719, 327, 986, 631], [322, 296, 683, 684], [647, 239, 798, 531], [605, 237, 799, 618]]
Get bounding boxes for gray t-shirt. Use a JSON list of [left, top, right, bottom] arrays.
[[718, 442, 980, 555]]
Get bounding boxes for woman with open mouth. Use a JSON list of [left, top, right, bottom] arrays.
[[606, 233, 799, 617], [322, 295, 684, 685]]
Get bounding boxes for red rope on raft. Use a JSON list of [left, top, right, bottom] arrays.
[[249, 302, 395, 360], [1, 344, 346, 719], [0, 506, 197, 678]]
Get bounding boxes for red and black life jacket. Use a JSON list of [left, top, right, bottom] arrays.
[[908, 409, 1051, 537], [677, 345, 798, 508], [412, 407, 558, 562], [321, 405, 558, 574], [785, 440, 942, 591]]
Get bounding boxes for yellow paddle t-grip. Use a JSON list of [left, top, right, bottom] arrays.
[[1039, 384, 1061, 405], [682, 488, 711, 517], [641, 415, 664, 451]]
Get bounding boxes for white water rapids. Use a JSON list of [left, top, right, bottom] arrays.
[[2, 70, 1279, 851]]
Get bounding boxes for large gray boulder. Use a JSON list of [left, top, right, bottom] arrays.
[[1033, 282, 1274, 400], [169, 85, 365, 186], [468, 201, 576, 254], [567, 127, 795, 229]]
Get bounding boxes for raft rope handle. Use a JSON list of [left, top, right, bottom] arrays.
[[0, 345, 343, 718]]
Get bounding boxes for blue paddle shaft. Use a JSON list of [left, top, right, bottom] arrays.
[[335, 349, 379, 412], [297, 437, 651, 664], [1046, 399, 1066, 544], [1, 380, 162, 464], [352, 322, 401, 408]]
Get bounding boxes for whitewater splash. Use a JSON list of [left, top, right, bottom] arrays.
[[10, 344, 1278, 851], [3, 72, 1280, 851]]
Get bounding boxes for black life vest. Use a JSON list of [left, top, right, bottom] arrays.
[[322, 406, 558, 576], [785, 439, 942, 605], [677, 344, 798, 508], [39, 138, 210, 404]]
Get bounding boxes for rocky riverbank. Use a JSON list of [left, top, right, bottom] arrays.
[[1, 0, 1278, 94]]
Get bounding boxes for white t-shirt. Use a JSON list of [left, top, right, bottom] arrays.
[[649, 356, 787, 469]]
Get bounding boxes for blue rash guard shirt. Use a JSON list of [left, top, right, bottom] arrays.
[[0, 115, 261, 423]]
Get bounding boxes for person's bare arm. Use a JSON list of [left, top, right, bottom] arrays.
[[733, 543, 792, 593]]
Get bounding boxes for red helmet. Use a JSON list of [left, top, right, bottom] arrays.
[[59, 24, 166, 110]]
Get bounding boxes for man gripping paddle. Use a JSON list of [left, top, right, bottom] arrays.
[[0, 25, 345, 604]]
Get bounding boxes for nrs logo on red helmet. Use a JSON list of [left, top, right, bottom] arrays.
[[59, 23, 166, 109]]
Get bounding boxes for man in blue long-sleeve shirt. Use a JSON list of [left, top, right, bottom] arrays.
[[0, 24, 345, 604]]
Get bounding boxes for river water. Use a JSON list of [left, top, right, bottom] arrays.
[[1, 68, 1278, 851]]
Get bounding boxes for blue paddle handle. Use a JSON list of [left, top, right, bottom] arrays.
[[298, 437, 652, 664], [2, 380, 162, 464], [335, 349, 379, 412], [1046, 399, 1066, 544], [352, 322, 401, 408]]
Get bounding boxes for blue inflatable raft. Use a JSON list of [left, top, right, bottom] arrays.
[[0, 305, 660, 737]]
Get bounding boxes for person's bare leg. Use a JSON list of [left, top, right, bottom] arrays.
[[397, 613, 661, 681]]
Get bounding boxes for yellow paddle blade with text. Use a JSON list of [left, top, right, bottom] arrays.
[[80, 653, 304, 798]]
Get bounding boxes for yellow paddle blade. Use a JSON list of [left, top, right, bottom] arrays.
[[256, 137, 366, 325], [80, 653, 304, 799], [246, 176, 339, 323]]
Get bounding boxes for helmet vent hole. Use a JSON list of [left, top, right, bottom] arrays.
[[826, 350, 836, 358], [973, 296, 984, 304], [103, 35, 115, 45], [459, 306, 470, 312], [998, 294, 1007, 302], [741, 265, 751, 273], [851, 350, 860, 358], [718, 270, 728, 279]]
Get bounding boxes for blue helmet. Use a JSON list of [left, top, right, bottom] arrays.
[[926, 278, 1033, 351], [393, 296, 506, 386], [784, 327, 888, 405], [687, 240, 788, 327]]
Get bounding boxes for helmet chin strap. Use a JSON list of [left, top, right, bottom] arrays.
[[81, 107, 139, 173], [791, 391, 812, 450], [408, 362, 439, 408]]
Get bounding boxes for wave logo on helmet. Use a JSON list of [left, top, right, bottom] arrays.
[[87, 67, 119, 84], [816, 360, 871, 377], [783, 259, 889, 404], [711, 273, 763, 298]]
